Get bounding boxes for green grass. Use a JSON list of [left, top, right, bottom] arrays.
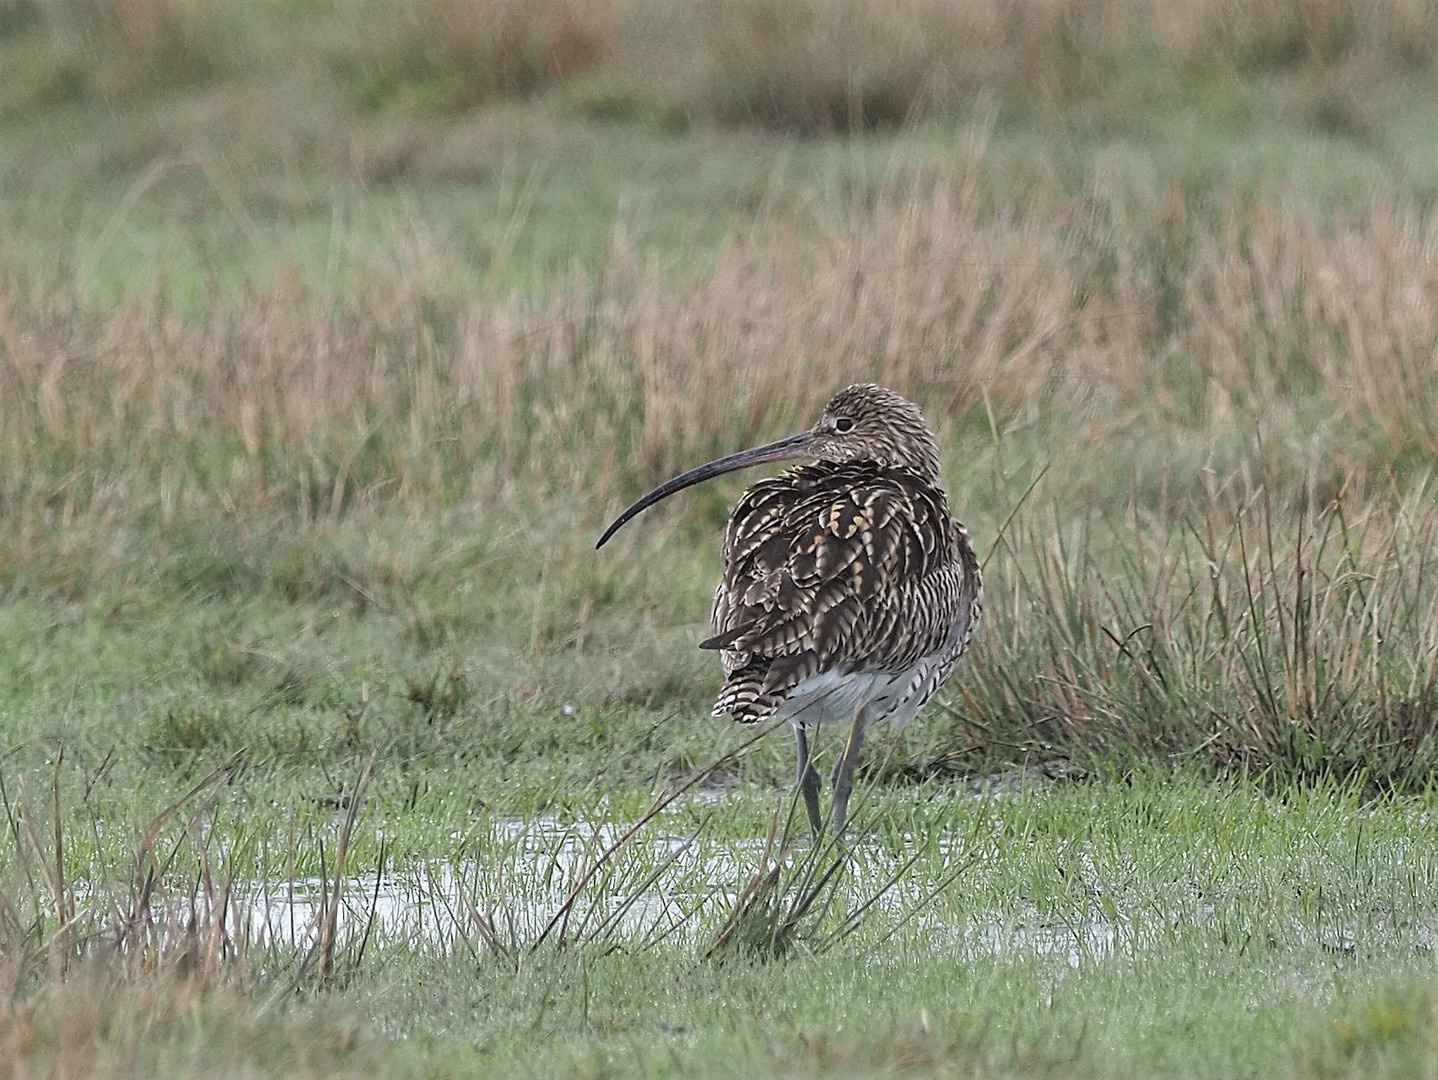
[[7, 745, 1438, 1077], [4, 0, 1438, 306], [7, 88, 1438, 305], [8, 0, 1438, 1075], [9, 498, 1438, 1076]]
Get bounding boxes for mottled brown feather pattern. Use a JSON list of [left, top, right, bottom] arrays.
[[597, 384, 979, 833], [703, 460, 981, 723]]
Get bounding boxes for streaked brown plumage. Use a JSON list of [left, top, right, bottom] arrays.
[[597, 384, 981, 834]]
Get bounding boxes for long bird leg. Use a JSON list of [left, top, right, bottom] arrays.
[[830, 706, 869, 836], [793, 725, 823, 836]]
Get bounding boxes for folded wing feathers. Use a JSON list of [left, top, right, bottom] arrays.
[[709, 462, 970, 723]]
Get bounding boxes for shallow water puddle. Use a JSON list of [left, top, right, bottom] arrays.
[[241, 811, 741, 953], [225, 808, 1131, 967], [169, 797, 1437, 967]]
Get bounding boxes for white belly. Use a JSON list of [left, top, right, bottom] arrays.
[[776, 660, 945, 731]]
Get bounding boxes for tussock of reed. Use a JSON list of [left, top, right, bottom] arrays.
[[331, 0, 613, 112], [694, 0, 973, 130], [0, 754, 248, 990], [665, 0, 1438, 129], [0, 745, 402, 1037], [58, 0, 235, 99], [959, 471, 1438, 788]]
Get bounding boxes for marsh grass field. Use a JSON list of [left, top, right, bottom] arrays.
[[6, 0, 1438, 1075]]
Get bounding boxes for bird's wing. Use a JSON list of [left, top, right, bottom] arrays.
[[705, 463, 960, 721]]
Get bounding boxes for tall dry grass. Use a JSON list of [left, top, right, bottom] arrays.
[[4, 175, 1090, 532], [2, 174, 1434, 530], [693, 0, 975, 130], [1144, 0, 1438, 69], [49, 0, 236, 99], [332, 0, 614, 112], [18, 0, 1438, 122], [687, 0, 1438, 129]]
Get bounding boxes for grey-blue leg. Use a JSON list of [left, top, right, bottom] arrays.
[[794, 725, 823, 836], [830, 712, 868, 835]]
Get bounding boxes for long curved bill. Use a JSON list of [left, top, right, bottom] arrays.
[[596, 430, 816, 548]]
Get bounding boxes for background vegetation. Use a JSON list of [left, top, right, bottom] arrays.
[[4, 0, 1438, 1076]]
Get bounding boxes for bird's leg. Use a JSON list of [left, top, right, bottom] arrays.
[[830, 706, 868, 836], [794, 725, 823, 837]]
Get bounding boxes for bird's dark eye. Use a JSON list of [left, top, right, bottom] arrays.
[[834, 416, 855, 433]]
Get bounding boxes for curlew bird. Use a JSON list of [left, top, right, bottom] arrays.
[[596, 385, 981, 835]]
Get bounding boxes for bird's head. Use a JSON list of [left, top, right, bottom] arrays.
[[803, 383, 941, 483], [596, 384, 941, 548]]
